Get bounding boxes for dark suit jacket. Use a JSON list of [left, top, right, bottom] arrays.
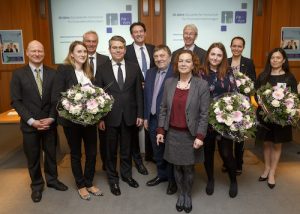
[[52, 64, 95, 127], [124, 43, 155, 81], [172, 45, 207, 64], [228, 56, 256, 81], [95, 60, 143, 127], [10, 65, 56, 132], [144, 65, 174, 121], [158, 76, 210, 137], [95, 52, 110, 75]]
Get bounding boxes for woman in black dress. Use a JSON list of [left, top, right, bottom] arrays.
[[256, 48, 297, 188]]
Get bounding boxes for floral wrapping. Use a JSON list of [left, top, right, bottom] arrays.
[[257, 83, 300, 127], [209, 92, 256, 142], [57, 83, 114, 126]]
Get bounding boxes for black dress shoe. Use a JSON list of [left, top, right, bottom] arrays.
[[229, 182, 238, 198], [31, 191, 42, 203], [122, 177, 139, 188], [267, 182, 275, 189], [258, 176, 268, 181], [47, 181, 68, 191], [146, 176, 167, 186], [167, 181, 177, 195], [136, 163, 148, 175], [206, 180, 214, 195], [110, 183, 121, 196]]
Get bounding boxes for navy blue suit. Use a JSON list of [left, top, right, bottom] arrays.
[[144, 65, 173, 179]]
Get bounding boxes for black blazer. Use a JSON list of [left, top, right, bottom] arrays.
[[95, 53, 110, 76], [52, 64, 95, 127], [172, 44, 207, 64], [10, 65, 56, 132], [95, 60, 143, 127], [228, 56, 256, 81]]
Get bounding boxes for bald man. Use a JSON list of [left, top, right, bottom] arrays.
[[10, 40, 68, 203]]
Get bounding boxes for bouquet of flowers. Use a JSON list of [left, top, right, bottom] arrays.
[[57, 83, 114, 126], [233, 71, 255, 95], [256, 83, 300, 126], [209, 92, 256, 142]]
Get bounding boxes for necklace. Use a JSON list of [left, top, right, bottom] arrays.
[[177, 78, 191, 89]]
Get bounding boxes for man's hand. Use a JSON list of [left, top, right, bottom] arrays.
[[144, 119, 148, 130], [156, 134, 164, 145], [99, 120, 105, 131], [136, 118, 143, 127]]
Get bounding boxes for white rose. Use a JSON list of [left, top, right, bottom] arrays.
[[271, 99, 280, 107], [244, 87, 251, 94], [224, 117, 233, 126], [74, 93, 83, 101], [226, 105, 233, 111]]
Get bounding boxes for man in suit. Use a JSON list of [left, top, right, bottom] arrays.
[[10, 40, 68, 203], [144, 44, 177, 195], [124, 22, 155, 175], [83, 30, 109, 171], [95, 36, 143, 196], [172, 24, 206, 64]]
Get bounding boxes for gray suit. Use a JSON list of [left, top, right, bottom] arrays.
[[158, 76, 210, 165]]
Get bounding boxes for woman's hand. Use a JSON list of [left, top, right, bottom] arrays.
[[156, 134, 164, 145], [193, 138, 203, 149]]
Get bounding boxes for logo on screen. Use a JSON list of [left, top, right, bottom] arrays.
[[120, 13, 132, 25]]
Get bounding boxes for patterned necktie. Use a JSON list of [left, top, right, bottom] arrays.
[[89, 57, 94, 75], [151, 71, 165, 114], [140, 47, 147, 77], [117, 63, 124, 90], [35, 68, 43, 97]]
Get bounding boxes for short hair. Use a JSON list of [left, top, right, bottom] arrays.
[[83, 30, 98, 41], [183, 24, 198, 35], [173, 50, 201, 76], [109, 35, 126, 48], [153, 44, 171, 57], [130, 22, 146, 34], [230, 36, 245, 47]]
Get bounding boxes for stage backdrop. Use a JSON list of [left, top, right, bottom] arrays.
[[49, 0, 139, 64], [165, 0, 254, 58]]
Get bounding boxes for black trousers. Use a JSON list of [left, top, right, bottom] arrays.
[[131, 126, 153, 165], [22, 128, 58, 191], [63, 125, 97, 189], [204, 130, 236, 182], [98, 129, 106, 169], [105, 120, 134, 184]]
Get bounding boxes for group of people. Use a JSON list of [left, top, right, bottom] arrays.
[[10, 22, 297, 213]]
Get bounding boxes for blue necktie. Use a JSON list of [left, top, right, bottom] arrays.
[[140, 47, 147, 78], [151, 71, 165, 114]]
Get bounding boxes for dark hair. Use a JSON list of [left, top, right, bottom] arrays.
[[108, 35, 126, 47], [203, 42, 229, 79], [173, 50, 201, 76], [230, 36, 245, 47], [153, 44, 171, 56], [130, 22, 146, 34], [260, 48, 290, 85], [64, 41, 93, 80]]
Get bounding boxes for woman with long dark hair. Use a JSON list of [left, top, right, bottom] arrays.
[[200, 42, 239, 198], [256, 48, 297, 189]]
